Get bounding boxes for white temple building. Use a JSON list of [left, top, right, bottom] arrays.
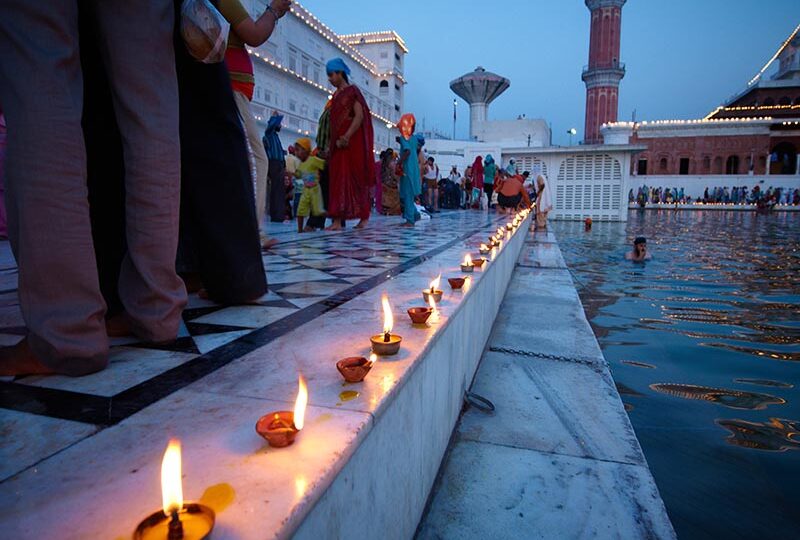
[[242, 0, 406, 154]]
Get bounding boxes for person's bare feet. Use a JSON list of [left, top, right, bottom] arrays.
[[325, 223, 343, 231], [303, 226, 315, 232], [0, 337, 55, 376], [106, 312, 133, 338], [354, 219, 368, 229], [262, 238, 279, 250]]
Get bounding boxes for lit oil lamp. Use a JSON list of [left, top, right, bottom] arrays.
[[422, 274, 443, 303], [255, 376, 308, 448], [427, 294, 440, 324], [490, 246, 497, 260], [505, 222, 513, 231], [407, 306, 433, 324], [472, 256, 487, 268], [479, 243, 490, 255], [337, 353, 378, 383], [496, 227, 505, 237], [460, 254, 474, 273], [371, 294, 402, 355], [448, 277, 466, 290], [134, 439, 215, 540]]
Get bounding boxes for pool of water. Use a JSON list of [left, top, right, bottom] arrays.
[[552, 210, 800, 539]]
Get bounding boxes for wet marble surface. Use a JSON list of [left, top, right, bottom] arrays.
[[417, 440, 675, 540]]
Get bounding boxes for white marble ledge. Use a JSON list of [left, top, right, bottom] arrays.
[[196, 214, 532, 421], [0, 409, 100, 482], [0, 388, 372, 540]]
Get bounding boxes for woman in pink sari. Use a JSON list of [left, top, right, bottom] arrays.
[[326, 57, 375, 230]]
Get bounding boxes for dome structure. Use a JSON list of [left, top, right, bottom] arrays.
[[450, 67, 511, 140]]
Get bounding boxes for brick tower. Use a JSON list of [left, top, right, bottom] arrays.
[[582, 0, 626, 144]]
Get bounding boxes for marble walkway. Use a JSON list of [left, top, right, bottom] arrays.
[[416, 231, 676, 539], [0, 210, 507, 482]]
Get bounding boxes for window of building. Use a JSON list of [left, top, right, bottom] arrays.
[[301, 56, 310, 78], [264, 89, 271, 103], [763, 97, 775, 106], [313, 64, 320, 83], [394, 53, 400, 61], [778, 96, 791, 106], [679, 157, 690, 175], [288, 47, 298, 72], [659, 157, 668, 171], [703, 156, 710, 171], [289, 99, 297, 112], [637, 159, 647, 175], [379, 80, 389, 96], [394, 104, 400, 112], [713, 156, 723, 174], [725, 155, 739, 175]]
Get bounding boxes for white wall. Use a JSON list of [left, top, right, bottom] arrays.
[[630, 175, 800, 199]]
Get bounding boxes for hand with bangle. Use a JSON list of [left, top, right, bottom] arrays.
[[268, 0, 292, 20], [336, 134, 350, 149]]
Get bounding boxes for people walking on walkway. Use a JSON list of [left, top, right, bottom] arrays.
[[397, 114, 423, 226], [262, 111, 287, 222], [325, 57, 374, 231], [535, 174, 553, 229]]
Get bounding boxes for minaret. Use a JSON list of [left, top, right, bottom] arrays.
[[582, 0, 626, 144]]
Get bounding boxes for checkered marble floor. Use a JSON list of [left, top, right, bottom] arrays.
[[0, 210, 508, 429]]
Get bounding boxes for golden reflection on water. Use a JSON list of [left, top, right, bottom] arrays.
[[650, 383, 785, 410], [716, 418, 800, 452]]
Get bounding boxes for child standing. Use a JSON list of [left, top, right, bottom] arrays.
[[293, 138, 326, 232]]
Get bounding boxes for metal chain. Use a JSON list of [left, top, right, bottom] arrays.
[[488, 346, 601, 368]]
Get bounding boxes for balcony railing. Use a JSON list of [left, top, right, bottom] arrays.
[[582, 61, 626, 74]]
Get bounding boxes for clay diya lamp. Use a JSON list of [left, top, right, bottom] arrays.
[[421, 275, 443, 303], [407, 307, 433, 324], [506, 222, 514, 231], [448, 277, 466, 290], [336, 354, 377, 383], [134, 440, 216, 540], [472, 256, 487, 268], [371, 294, 402, 355], [255, 376, 307, 448], [460, 254, 475, 273], [479, 243, 490, 255]]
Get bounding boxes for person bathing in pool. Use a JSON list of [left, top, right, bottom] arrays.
[[625, 237, 652, 262]]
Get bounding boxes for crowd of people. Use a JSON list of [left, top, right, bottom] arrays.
[[631, 184, 800, 206], [0, 0, 549, 378]]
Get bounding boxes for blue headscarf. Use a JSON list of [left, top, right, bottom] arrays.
[[326, 57, 351, 76]]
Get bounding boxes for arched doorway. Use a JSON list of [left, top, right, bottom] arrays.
[[725, 155, 739, 175], [770, 142, 797, 175]]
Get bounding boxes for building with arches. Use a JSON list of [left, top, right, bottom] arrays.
[[602, 26, 800, 192], [241, 1, 407, 155]]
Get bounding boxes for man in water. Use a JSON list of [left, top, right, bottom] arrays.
[[626, 237, 652, 261]]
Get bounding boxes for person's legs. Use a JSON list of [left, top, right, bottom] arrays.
[[268, 158, 285, 222], [233, 90, 268, 235], [91, 0, 186, 343], [0, 0, 108, 375]]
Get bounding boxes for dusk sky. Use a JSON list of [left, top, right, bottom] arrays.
[[302, 0, 800, 145]]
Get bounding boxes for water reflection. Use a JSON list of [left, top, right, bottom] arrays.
[[716, 418, 800, 452], [650, 383, 785, 410], [734, 378, 793, 389], [553, 211, 800, 537]]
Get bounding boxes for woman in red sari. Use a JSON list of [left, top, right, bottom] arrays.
[[326, 57, 375, 230]]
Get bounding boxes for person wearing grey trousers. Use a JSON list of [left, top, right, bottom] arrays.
[[0, 0, 187, 376]]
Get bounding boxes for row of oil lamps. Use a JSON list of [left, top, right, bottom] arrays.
[[134, 209, 530, 539]]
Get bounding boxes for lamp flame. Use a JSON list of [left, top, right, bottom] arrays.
[[381, 294, 393, 335], [294, 375, 308, 431], [480, 243, 488, 251], [369, 353, 378, 366], [161, 439, 183, 516], [463, 254, 473, 266], [429, 274, 441, 293]]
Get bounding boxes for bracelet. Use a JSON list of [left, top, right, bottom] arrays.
[[266, 5, 279, 21]]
